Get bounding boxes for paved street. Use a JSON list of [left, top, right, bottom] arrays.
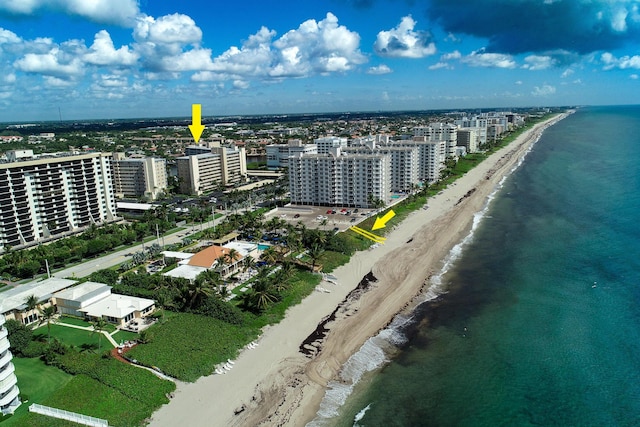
[[51, 220, 220, 279]]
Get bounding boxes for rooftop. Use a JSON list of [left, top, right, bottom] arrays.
[[0, 277, 76, 315]]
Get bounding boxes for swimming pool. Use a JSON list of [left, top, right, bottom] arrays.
[[257, 244, 270, 250]]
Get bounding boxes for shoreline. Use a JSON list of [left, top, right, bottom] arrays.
[[148, 112, 570, 427]]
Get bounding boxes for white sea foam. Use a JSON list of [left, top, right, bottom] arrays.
[[353, 403, 372, 426], [307, 118, 563, 426]]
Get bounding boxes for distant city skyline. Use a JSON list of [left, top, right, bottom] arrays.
[[0, 0, 639, 121]]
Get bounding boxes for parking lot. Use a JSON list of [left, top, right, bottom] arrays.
[[265, 205, 377, 232]]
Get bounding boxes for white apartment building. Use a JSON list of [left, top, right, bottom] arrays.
[[457, 128, 480, 153], [0, 315, 20, 415], [392, 139, 446, 183], [315, 136, 348, 154], [343, 143, 419, 193], [111, 154, 167, 200], [266, 140, 318, 169], [0, 152, 117, 252], [413, 123, 458, 158], [289, 147, 390, 208]]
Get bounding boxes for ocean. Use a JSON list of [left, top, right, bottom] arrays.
[[309, 105, 640, 427]]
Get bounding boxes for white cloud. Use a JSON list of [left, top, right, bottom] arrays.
[[441, 50, 461, 61], [374, 15, 436, 58], [367, 64, 392, 75], [134, 14, 202, 45], [601, 51, 640, 70], [0, 0, 140, 26], [532, 84, 556, 96], [630, 74, 639, 79], [428, 62, 451, 70], [523, 55, 554, 70], [84, 30, 138, 66], [561, 68, 574, 78], [0, 28, 21, 44], [462, 50, 516, 68], [272, 13, 366, 75], [14, 46, 83, 78], [515, 80, 523, 85], [233, 80, 250, 89], [3, 73, 16, 83]]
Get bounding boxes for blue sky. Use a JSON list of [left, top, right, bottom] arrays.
[[0, 0, 639, 121]]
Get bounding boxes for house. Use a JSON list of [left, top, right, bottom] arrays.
[[52, 282, 155, 328], [187, 245, 244, 277], [0, 278, 76, 325]]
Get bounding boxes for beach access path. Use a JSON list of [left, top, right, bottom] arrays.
[[148, 113, 569, 427]]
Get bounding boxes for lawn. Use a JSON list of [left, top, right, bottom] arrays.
[[1, 357, 74, 427], [111, 330, 139, 343], [6, 361, 175, 427], [57, 316, 117, 332], [33, 324, 113, 349]]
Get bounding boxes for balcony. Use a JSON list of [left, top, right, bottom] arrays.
[[0, 382, 19, 409]]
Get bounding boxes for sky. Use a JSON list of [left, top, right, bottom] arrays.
[[0, 0, 639, 121]]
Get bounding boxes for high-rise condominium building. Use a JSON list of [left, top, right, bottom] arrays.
[[111, 154, 167, 200], [343, 143, 419, 193], [0, 314, 21, 415], [289, 147, 390, 207], [413, 123, 458, 158], [0, 152, 117, 252], [176, 146, 246, 195], [314, 136, 348, 154], [266, 140, 318, 169]]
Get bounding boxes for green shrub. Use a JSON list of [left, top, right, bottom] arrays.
[[193, 296, 245, 325], [21, 341, 46, 358]]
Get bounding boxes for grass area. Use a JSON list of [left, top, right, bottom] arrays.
[[111, 330, 139, 343], [33, 324, 113, 349], [56, 316, 116, 332], [1, 357, 74, 427], [127, 269, 321, 382], [8, 357, 175, 427]]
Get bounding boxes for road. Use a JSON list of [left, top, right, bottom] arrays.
[[52, 218, 224, 280]]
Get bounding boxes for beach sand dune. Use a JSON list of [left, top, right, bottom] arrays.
[[148, 113, 568, 427]]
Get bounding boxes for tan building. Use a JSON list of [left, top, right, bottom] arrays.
[[176, 146, 247, 195], [111, 153, 167, 200]]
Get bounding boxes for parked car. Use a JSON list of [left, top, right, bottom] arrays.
[[294, 213, 300, 218], [354, 208, 359, 213], [326, 209, 333, 214]]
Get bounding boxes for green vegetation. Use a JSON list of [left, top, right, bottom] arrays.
[[32, 324, 110, 350], [127, 269, 320, 382], [1, 357, 74, 427]]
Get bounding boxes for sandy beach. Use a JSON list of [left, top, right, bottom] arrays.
[[148, 113, 569, 427]]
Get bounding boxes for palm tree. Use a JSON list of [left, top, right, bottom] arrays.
[[261, 247, 280, 265], [90, 318, 109, 352], [24, 294, 39, 326], [308, 244, 325, 272], [243, 256, 257, 273], [251, 277, 278, 311], [225, 248, 240, 268], [38, 305, 57, 344], [187, 279, 214, 309]]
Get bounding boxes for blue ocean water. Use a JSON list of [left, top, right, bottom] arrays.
[[317, 105, 640, 427]]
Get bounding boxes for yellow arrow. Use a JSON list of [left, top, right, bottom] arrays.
[[372, 210, 396, 230], [188, 104, 205, 143]]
